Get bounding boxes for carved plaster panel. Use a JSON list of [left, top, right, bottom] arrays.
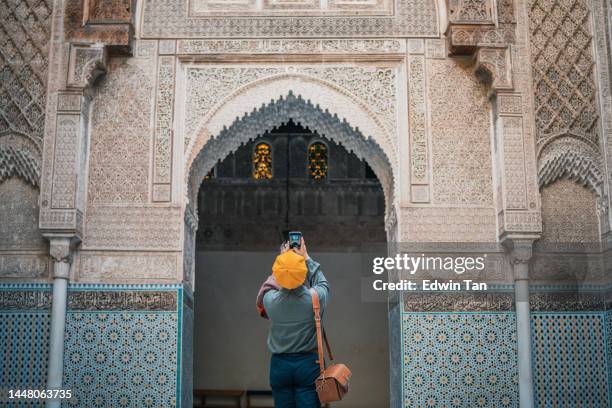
[[0, 178, 46, 251], [135, 40, 157, 58], [176, 39, 404, 55], [528, 0, 603, 195], [83, 206, 182, 250], [79, 251, 178, 281], [141, 0, 438, 38], [186, 91, 395, 216], [399, 207, 497, 242], [0, 254, 48, 278], [188, 0, 392, 16], [0, 0, 53, 149], [0, 177, 48, 278], [501, 116, 528, 209], [66, 44, 108, 89], [538, 136, 604, 196], [446, 0, 494, 24], [528, 0, 599, 148], [408, 54, 429, 196], [540, 178, 600, 244], [87, 58, 155, 204], [182, 66, 399, 213], [50, 115, 79, 209], [427, 59, 493, 206], [0, 145, 40, 187], [152, 56, 176, 202], [184, 65, 397, 155]]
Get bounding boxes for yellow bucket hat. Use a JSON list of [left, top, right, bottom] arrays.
[[272, 251, 308, 290]]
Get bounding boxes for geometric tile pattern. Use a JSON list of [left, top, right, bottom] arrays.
[[402, 313, 518, 407], [62, 311, 179, 408], [531, 313, 609, 407], [607, 311, 612, 406], [0, 312, 50, 407]]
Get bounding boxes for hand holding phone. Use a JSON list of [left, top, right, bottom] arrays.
[[288, 231, 302, 249]]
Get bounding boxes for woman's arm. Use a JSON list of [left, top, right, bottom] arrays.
[[293, 238, 330, 307], [306, 258, 329, 307]]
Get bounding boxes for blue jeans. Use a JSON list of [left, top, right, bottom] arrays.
[[269, 353, 321, 408]]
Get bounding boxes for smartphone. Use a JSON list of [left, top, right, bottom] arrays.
[[288, 231, 302, 249]]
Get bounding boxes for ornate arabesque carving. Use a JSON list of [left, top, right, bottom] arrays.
[[0, 0, 51, 278], [153, 56, 176, 202], [445, 0, 515, 92], [141, 0, 438, 38], [87, 58, 154, 205], [428, 59, 494, 206], [188, 0, 391, 16], [40, 44, 110, 234], [408, 55, 428, 192], [187, 92, 394, 216], [79, 252, 178, 280], [40, 0, 136, 239], [0, 145, 40, 187], [176, 39, 403, 55], [399, 206, 497, 242], [447, 0, 493, 23], [184, 66, 397, 153], [445, 0, 546, 239], [528, 0, 603, 196], [83, 206, 182, 250], [66, 45, 108, 89], [0, 0, 53, 149], [538, 137, 604, 196], [539, 178, 600, 244], [0, 177, 47, 257]]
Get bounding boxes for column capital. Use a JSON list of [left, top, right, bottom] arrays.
[[45, 235, 79, 266], [503, 237, 536, 281]]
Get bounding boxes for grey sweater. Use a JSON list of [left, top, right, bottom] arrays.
[[263, 258, 330, 354]]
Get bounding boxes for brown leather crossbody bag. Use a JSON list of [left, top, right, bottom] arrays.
[[310, 288, 352, 403]]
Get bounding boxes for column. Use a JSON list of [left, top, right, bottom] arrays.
[[509, 239, 535, 408], [45, 237, 73, 408]]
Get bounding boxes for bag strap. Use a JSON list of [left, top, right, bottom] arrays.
[[310, 288, 334, 373]]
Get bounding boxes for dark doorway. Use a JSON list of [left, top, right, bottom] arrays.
[[193, 120, 389, 407]]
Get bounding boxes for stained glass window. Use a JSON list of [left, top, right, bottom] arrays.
[[308, 142, 328, 180], [253, 142, 273, 180], [203, 167, 215, 181]]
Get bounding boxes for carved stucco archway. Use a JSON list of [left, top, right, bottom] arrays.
[[181, 74, 398, 288], [180, 74, 397, 408], [184, 74, 398, 225]]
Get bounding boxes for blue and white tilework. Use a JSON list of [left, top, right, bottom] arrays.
[[532, 313, 609, 407], [402, 313, 518, 407]]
